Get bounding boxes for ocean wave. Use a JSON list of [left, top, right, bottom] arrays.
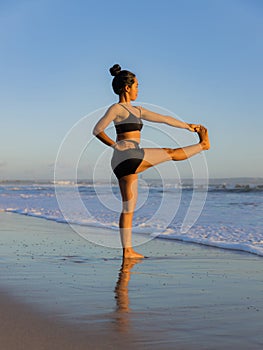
[[3, 208, 263, 258], [1, 179, 263, 257], [158, 234, 263, 257], [209, 185, 263, 193], [1, 178, 263, 193]]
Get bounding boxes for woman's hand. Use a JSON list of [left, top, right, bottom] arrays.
[[187, 123, 201, 132], [112, 140, 136, 151]]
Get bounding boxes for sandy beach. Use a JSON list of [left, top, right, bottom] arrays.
[[1, 211, 263, 349]]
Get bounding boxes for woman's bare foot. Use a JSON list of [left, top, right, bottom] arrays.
[[123, 248, 145, 259], [197, 125, 210, 150]]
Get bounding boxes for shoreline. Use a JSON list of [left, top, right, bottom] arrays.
[[3, 209, 263, 258], [1, 212, 263, 349]]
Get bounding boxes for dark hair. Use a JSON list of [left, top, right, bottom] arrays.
[[109, 64, 136, 95]]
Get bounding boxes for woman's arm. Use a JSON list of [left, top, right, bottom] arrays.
[[95, 131, 116, 147], [93, 104, 136, 150], [93, 104, 119, 148], [93, 104, 117, 138], [140, 107, 197, 131]]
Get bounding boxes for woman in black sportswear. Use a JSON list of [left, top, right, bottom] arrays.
[[93, 64, 210, 258]]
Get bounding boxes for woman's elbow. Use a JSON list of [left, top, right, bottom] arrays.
[[93, 128, 104, 137], [93, 127, 100, 136]]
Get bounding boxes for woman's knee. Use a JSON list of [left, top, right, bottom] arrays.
[[122, 200, 136, 213], [163, 148, 174, 158], [163, 147, 187, 161]]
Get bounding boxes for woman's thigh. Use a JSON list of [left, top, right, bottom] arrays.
[[135, 148, 172, 173], [118, 174, 138, 212]]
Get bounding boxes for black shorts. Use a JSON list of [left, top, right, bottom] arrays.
[[111, 141, 145, 179]]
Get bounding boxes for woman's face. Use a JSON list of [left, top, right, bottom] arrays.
[[127, 77, 139, 101]]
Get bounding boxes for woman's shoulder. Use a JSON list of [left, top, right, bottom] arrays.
[[108, 103, 141, 117], [103, 103, 127, 123], [107, 103, 125, 112]]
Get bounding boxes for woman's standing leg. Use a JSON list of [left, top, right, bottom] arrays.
[[118, 174, 144, 259]]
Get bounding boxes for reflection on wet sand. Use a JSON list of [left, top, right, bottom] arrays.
[[114, 258, 142, 332]]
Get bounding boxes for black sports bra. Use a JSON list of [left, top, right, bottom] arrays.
[[115, 104, 143, 134]]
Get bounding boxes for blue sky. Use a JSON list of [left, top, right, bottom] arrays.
[[0, 0, 262, 180]]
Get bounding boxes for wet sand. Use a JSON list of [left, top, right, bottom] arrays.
[[0, 212, 263, 349]]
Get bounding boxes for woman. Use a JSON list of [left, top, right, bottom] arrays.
[[93, 64, 210, 259]]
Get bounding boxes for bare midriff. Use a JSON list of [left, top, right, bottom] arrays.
[[116, 130, 141, 143]]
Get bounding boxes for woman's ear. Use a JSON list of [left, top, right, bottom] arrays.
[[124, 85, 130, 93]]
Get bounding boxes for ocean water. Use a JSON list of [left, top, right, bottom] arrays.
[[0, 178, 262, 256]]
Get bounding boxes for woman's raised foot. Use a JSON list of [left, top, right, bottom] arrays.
[[197, 125, 210, 150]]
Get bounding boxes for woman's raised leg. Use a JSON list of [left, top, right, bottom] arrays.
[[118, 174, 144, 259], [136, 125, 210, 173]]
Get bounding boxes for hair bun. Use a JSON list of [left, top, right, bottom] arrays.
[[109, 64, 121, 77]]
